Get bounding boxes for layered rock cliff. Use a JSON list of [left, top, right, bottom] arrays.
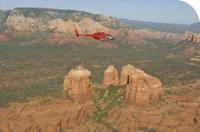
[[184, 31, 200, 43], [64, 66, 92, 103], [173, 31, 200, 64], [103, 65, 119, 86], [120, 64, 135, 85], [1, 8, 140, 44], [125, 65, 163, 106]]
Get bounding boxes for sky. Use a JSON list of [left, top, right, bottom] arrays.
[[0, 0, 199, 24]]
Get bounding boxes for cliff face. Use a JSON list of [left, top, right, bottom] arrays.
[[6, 12, 47, 32], [64, 66, 92, 103], [184, 32, 200, 43], [103, 65, 119, 86], [2, 8, 140, 44], [126, 75, 150, 106], [173, 32, 200, 64], [124, 65, 163, 106], [120, 64, 135, 85]]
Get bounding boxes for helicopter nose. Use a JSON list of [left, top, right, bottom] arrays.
[[108, 35, 114, 40]]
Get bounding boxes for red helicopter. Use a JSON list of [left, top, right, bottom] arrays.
[[75, 29, 114, 41]]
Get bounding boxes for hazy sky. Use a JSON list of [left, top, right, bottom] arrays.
[[0, 0, 199, 24]]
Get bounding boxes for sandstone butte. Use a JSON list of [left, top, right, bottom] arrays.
[[64, 66, 92, 103], [124, 64, 163, 106], [63, 64, 163, 106], [120, 64, 136, 85], [184, 31, 200, 43], [103, 65, 119, 86]]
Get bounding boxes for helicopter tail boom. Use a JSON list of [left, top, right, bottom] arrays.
[[75, 29, 80, 37]]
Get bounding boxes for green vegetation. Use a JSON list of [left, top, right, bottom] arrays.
[[92, 85, 125, 123], [91, 85, 125, 131], [0, 10, 6, 31], [150, 95, 167, 108], [138, 127, 156, 132], [0, 34, 200, 106]]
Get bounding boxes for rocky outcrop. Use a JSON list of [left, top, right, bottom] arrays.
[[184, 31, 200, 43], [194, 105, 200, 131], [125, 70, 150, 106], [146, 75, 163, 99], [103, 65, 119, 86], [125, 66, 163, 106], [0, 76, 199, 132], [3, 8, 140, 44], [175, 32, 200, 63], [48, 17, 115, 35], [120, 64, 135, 85], [6, 9, 82, 33], [0, 99, 91, 132], [6, 10, 47, 32], [64, 66, 92, 102]]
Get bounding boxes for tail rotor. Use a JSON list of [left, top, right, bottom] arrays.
[[75, 29, 80, 37]]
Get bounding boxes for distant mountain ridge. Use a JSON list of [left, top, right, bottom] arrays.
[[190, 22, 200, 27], [121, 19, 200, 33], [0, 8, 140, 44], [188, 22, 200, 32], [11, 8, 127, 29], [0, 7, 199, 46]]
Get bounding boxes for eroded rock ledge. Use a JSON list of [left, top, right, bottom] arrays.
[[64, 66, 92, 103], [184, 31, 200, 43]]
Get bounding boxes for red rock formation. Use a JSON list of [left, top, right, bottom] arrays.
[[184, 31, 200, 43], [179, 32, 200, 61], [125, 67, 163, 106], [5, 9, 141, 44], [146, 75, 163, 99], [194, 105, 200, 131], [64, 66, 92, 102], [120, 64, 135, 85], [103, 65, 119, 86], [125, 72, 150, 106], [0, 99, 91, 131]]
